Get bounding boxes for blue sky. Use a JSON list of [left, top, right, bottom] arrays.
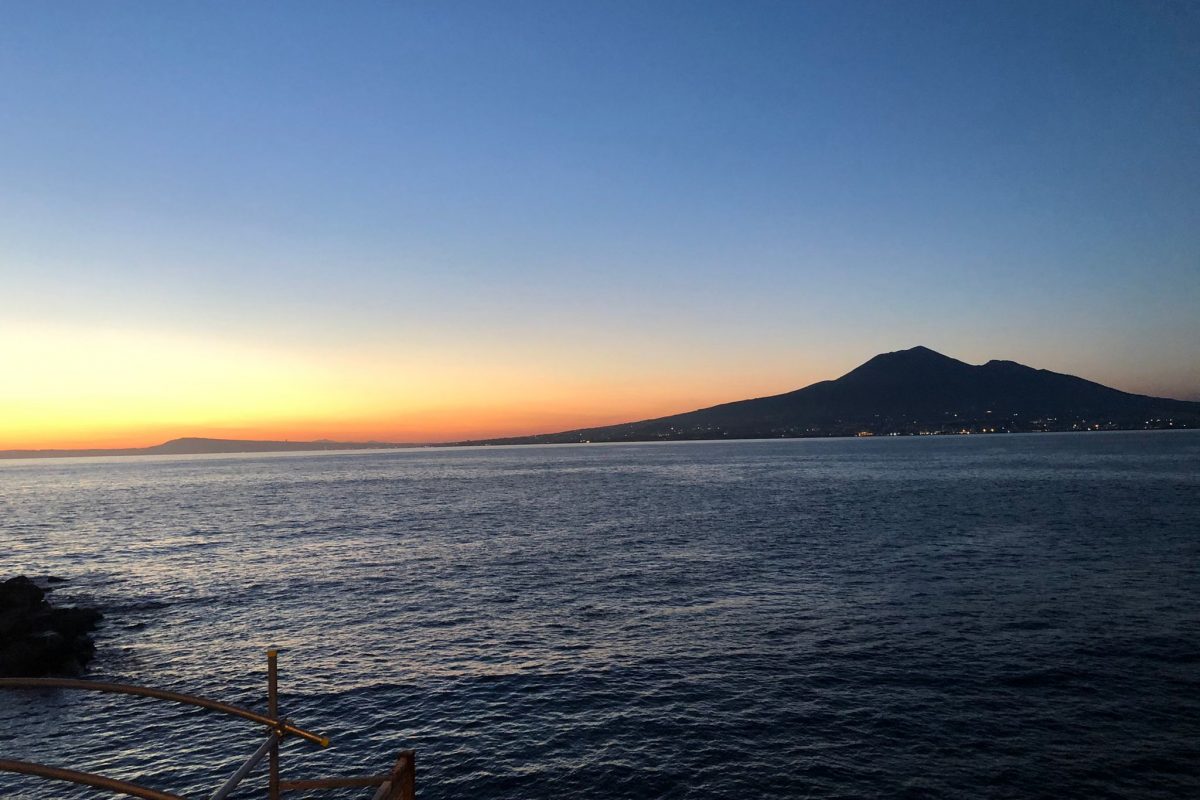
[[1, 1, 1198, 445]]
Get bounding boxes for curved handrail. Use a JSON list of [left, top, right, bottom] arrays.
[[0, 677, 329, 747], [0, 759, 185, 800]]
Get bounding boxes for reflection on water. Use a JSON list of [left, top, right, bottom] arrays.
[[1, 432, 1198, 798]]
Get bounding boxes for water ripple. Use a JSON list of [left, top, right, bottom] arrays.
[[1, 432, 1198, 798]]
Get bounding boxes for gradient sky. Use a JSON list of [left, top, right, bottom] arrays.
[[2, 1, 1198, 448]]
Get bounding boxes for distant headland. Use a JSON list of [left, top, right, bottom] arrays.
[[0, 437, 415, 460], [3, 347, 1197, 459]]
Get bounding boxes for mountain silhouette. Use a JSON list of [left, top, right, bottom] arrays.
[[4, 348, 1196, 458], [0, 437, 412, 460], [468, 346, 1200, 444]]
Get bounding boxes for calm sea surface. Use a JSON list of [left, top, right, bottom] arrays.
[[1, 432, 1198, 799]]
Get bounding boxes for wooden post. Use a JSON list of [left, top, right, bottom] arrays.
[[399, 750, 415, 800], [267, 649, 280, 800], [383, 750, 415, 800]]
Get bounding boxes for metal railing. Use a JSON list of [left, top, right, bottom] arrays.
[[0, 650, 414, 799]]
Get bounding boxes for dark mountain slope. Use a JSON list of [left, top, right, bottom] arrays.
[[466, 346, 1200, 444]]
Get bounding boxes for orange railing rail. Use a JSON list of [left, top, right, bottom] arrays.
[[0, 651, 414, 799]]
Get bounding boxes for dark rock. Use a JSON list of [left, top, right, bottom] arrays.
[[0, 575, 45, 611], [0, 575, 103, 677]]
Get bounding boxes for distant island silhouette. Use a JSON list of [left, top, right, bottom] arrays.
[[3, 347, 1197, 458], [0, 437, 414, 460]]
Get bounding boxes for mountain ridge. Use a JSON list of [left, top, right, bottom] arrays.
[[460, 346, 1200, 445], [3, 347, 1196, 458]]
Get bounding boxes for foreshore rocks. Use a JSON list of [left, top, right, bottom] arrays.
[[0, 576, 103, 677]]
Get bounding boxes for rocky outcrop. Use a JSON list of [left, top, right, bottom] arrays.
[[0, 576, 103, 677]]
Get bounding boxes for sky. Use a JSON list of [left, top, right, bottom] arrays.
[[1, 1, 1197, 448]]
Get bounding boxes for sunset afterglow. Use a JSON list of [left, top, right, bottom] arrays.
[[1, 320, 841, 448], [2, 3, 1197, 449]]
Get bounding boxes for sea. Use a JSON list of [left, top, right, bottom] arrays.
[[1, 431, 1198, 799]]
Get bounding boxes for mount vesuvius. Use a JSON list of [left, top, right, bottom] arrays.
[[465, 346, 1200, 445]]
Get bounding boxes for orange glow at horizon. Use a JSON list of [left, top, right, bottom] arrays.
[[1, 322, 824, 450]]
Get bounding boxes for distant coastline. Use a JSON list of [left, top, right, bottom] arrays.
[[0, 437, 416, 461], [5, 347, 1198, 459], [3, 426, 1197, 461]]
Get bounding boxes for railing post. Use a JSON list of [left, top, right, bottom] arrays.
[[393, 750, 415, 800], [267, 649, 280, 800]]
